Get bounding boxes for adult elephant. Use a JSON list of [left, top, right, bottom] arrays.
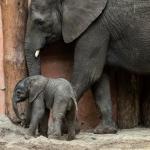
[[24, 0, 150, 134]]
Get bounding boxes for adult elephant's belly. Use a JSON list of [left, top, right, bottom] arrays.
[[106, 0, 150, 74], [107, 10, 150, 74], [107, 40, 150, 74]]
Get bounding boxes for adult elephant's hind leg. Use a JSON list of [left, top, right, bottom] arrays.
[[92, 73, 117, 134]]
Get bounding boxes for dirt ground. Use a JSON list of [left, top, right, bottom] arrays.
[[0, 115, 150, 150]]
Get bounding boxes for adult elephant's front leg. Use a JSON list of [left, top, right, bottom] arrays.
[[71, 21, 110, 100], [71, 20, 116, 134], [92, 73, 117, 134]]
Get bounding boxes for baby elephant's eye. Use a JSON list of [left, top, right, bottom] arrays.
[[34, 18, 44, 26], [17, 90, 21, 94], [16, 90, 22, 96]]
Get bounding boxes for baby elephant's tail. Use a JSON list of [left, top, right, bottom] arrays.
[[70, 87, 78, 113], [71, 96, 78, 113]]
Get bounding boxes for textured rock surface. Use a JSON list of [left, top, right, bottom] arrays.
[[0, 114, 150, 150]]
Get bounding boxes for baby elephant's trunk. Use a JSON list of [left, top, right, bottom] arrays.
[[12, 101, 21, 120], [12, 94, 24, 121]]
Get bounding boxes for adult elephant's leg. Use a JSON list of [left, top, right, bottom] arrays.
[[71, 20, 113, 134], [38, 108, 50, 137], [71, 20, 110, 101], [92, 73, 117, 134]]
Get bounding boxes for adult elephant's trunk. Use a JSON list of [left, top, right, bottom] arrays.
[[24, 34, 42, 76], [25, 47, 41, 76], [24, 17, 46, 76]]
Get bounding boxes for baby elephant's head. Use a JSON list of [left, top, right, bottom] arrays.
[[12, 78, 30, 120], [12, 75, 48, 120], [13, 79, 29, 103]]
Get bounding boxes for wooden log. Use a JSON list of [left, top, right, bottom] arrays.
[[0, 6, 5, 114], [116, 70, 140, 129], [1, 0, 28, 121]]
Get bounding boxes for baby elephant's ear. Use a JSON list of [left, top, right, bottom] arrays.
[[29, 77, 48, 103], [62, 0, 107, 43]]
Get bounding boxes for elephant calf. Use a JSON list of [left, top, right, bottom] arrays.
[[12, 75, 77, 140]]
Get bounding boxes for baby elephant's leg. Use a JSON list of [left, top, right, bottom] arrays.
[[38, 108, 50, 137], [51, 101, 64, 138], [28, 97, 45, 136], [51, 96, 77, 140], [22, 103, 32, 128], [66, 106, 76, 140], [52, 118, 62, 138]]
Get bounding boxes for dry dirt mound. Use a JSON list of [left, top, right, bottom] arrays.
[[0, 114, 150, 150]]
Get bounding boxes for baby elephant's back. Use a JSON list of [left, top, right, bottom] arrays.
[[55, 78, 75, 98]]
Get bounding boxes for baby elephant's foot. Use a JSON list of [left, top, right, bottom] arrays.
[[62, 123, 80, 135], [24, 134, 32, 140], [94, 124, 117, 134], [52, 131, 62, 139], [24, 130, 34, 139], [75, 122, 80, 135], [67, 134, 75, 141], [67, 129, 76, 141], [38, 128, 48, 137]]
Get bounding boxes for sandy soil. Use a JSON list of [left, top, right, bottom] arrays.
[[0, 114, 150, 150]]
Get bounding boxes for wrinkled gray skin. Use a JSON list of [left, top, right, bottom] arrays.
[[12, 75, 77, 140], [25, 0, 150, 134]]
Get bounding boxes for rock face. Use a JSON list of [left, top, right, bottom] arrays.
[[0, 114, 150, 150]]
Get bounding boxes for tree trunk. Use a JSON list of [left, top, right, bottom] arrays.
[[1, 0, 28, 121], [116, 70, 140, 128]]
